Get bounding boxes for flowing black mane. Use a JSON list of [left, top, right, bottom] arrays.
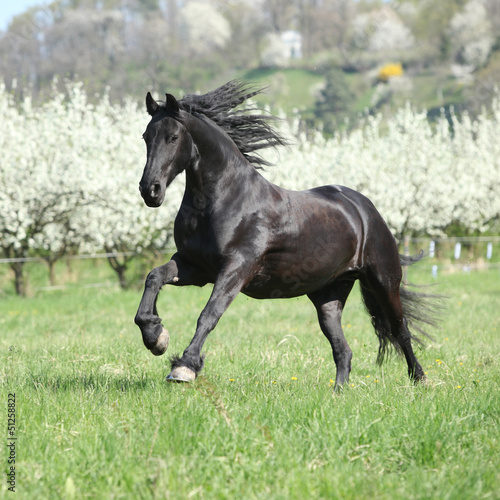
[[177, 80, 288, 167]]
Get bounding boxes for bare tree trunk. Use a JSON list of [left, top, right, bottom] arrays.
[[48, 260, 56, 286], [107, 254, 129, 290], [10, 262, 26, 297]]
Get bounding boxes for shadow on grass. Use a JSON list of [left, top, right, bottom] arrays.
[[28, 371, 156, 393]]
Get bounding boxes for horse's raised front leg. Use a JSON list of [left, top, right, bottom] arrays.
[[135, 253, 208, 356], [167, 262, 249, 382]]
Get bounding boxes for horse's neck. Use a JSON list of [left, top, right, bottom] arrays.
[[184, 113, 263, 200]]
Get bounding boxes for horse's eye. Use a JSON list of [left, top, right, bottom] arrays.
[[169, 135, 179, 144]]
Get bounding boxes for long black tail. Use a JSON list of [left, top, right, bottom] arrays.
[[399, 251, 441, 346], [360, 251, 442, 364]]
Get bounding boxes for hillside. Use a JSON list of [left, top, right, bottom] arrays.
[[239, 58, 497, 124], [0, 0, 498, 127]]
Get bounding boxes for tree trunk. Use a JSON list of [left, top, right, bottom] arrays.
[[107, 254, 129, 290], [66, 257, 73, 275], [10, 262, 26, 296], [48, 260, 56, 286], [117, 267, 128, 290]]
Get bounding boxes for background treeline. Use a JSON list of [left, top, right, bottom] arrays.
[[2, 0, 500, 131], [1, 82, 499, 295]]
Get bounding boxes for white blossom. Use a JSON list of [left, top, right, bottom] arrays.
[[180, 1, 231, 55], [1, 81, 499, 268], [0, 82, 181, 262], [260, 33, 289, 68], [368, 13, 415, 52], [350, 9, 414, 53], [449, 0, 493, 69], [263, 99, 500, 239]]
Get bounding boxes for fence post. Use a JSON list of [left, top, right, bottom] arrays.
[[432, 264, 438, 278], [486, 242, 493, 260], [429, 240, 435, 258]]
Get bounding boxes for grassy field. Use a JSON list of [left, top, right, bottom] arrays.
[[240, 67, 324, 116], [1, 264, 499, 499]]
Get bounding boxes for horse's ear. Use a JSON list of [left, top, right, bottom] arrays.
[[146, 92, 159, 116], [165, 93, 180, 116]]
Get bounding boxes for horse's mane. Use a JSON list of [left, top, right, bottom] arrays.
[[178, 80, 288, 167]]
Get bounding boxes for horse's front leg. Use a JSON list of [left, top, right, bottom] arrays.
[[167, 264, 249, 382], [135, 253, 207, 356]]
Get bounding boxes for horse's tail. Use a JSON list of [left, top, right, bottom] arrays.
[[360, 251, 441, 364], [399, 251, 441, 348]]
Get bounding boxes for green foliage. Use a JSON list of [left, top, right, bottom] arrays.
[[1, 268, 499, 499], [412, 0, 468, 57], [314, 68, 356, 135]]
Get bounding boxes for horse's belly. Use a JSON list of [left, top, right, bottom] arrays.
[[242, 275, 332, 299], [242, 246, 359, 299]]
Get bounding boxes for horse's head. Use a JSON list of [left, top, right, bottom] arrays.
[[139, 92, 194, 207]]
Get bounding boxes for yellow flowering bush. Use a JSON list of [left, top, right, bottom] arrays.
[[378, 63, 404, 82]]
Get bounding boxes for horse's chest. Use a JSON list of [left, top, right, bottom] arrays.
[[174, 209, 221, 271]]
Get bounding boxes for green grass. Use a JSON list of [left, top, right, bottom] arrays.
[[240, 67, 324, 115], [1, 267, 499, 499], [408, 71, 465, 112], [236, 66, 468, 120]]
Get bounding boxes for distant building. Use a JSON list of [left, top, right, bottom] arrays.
[[281, 30, 302, 60]]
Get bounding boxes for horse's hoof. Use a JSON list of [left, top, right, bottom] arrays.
[[150, 327, 169, 356], [166, 366, 196, 383]]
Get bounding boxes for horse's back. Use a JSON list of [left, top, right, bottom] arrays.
[[302, 184, 400, 269], [307, 184, 395, 237], [306, 184, 377, 215], [310, 185, 401, 274]]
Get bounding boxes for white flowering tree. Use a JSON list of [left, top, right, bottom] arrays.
[[261, 33, 288, 68], [179, 1, 231, 55], [449, 0, 494, 71], [348, 8, 414, 57], [0, 82, 87, 294], [0, 82, 182, 294], [264, 98, 500, 240], [368, 11, 415, 53], [1, 80, 500, 294]]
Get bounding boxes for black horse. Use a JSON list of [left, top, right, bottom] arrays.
[[135, 81, 436, 388]]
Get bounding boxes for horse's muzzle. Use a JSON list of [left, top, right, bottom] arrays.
[[139, 181, 164, 207]]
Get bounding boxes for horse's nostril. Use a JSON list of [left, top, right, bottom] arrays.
[[150, 183, 161, 199]]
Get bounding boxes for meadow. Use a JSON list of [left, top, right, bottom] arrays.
[[1, 262, 499, 499]]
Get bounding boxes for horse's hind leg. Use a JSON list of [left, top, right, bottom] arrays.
[[308, 279, 355, 390], [359, 272, 425, 383]]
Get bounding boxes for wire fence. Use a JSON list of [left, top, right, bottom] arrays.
[[401, 236, 500, 278], [0, 250, 143, 264], [1, 237, 499, 294], [0, 249, 174, 295]]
